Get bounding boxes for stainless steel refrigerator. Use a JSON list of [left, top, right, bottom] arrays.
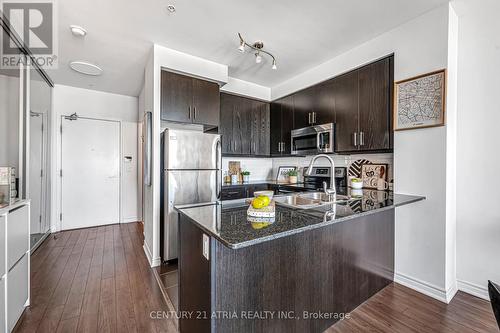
[[161, 129, 221, 261]]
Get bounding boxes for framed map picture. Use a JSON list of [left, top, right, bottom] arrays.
[[394, 69, 446, 131]]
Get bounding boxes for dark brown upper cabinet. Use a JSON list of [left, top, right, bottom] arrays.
[[220, 93, 270, 156], [357, 57, 392, 151], [291, 83, 335, 130], [270, 95, 294, 155], [332, 70, 360, 152], [161, 71, 220, 127]]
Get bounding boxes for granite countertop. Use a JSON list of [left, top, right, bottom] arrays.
[[177, 190, 424, 250]]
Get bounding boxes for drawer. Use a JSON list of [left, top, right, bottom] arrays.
[[0, 215, 5, 277], [221, 187, 247, 201], [0, 276, 4, 333], [7, 205, 29, 269], [7, 254, 28, 332]]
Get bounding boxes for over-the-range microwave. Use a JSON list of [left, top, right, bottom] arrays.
[[291, 123, 335, 155]]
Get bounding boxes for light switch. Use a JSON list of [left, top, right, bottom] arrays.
[[202, 234, 209, 260]]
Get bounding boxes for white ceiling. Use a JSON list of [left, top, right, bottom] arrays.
[[48, 0, 449, 97]]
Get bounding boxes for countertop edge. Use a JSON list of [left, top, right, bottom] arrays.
[[0, 199, 31, 215], [178, 195, 425, 250]]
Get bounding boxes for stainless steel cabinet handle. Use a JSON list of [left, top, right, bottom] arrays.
[[313, 112, 317, 124], [359, 131, 365, 146], [353, 132, 358, 147], [188, 107, 191, 119], [194, 107, 197, 119], [278, 142, 281, 152], [282, 142, 285, 152], [215, 139, 222, 200], [308, 113, 312, 124]]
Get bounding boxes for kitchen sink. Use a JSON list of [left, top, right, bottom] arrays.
[[274, 192, 351, 210], [297, 192, 350, 203]]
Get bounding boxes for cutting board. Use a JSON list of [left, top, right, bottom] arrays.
[[228, 161, 240, 176]]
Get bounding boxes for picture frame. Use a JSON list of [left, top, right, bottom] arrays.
[[276, 166, 296, 183], [394, 69, 446, 131], [361, 163, 388, 190]]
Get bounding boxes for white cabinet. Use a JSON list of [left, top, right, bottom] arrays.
[[7, 254, 28, 332], [1, 276, 5, 333], [6, 205, 29, 269], [0, 214, 5, 277]]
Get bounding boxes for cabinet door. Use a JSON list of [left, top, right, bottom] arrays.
[[0, 276, 4, 333], [219, 93, 234, 154], [358, 58, 392, 151], [270, 101, 282, 155], [161, 71, 192, 123], [232, 97, 252, 155], [333, 71, 359, 152], [0, 215, 5, 277], [251, 100, 270, 156], [7, 254, 28, 332], [281, 95, 295, 154], [7, 205, 29, 269], [192, 78, 220, 127], [313, 81, 335, 125], [293, 88, 314, 129]]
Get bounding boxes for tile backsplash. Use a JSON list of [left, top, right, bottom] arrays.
[[273, 153, 394, 183], [222, 157, 274, 181], [222, 153, 394, 183]]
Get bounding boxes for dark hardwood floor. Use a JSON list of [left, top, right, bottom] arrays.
[[14, 223, 177, 333], [329, 283, 499, 333], [14, 222, 498, 333]]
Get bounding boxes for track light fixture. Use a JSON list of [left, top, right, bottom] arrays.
[[237, 33, 277, 70]]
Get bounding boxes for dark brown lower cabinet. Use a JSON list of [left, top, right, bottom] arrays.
[[179, 209, 395, 333]]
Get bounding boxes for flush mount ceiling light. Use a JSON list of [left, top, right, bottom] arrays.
[[69, 61, 103, 76], [70, 25, 87, 37], [237, 33, 277, 70]]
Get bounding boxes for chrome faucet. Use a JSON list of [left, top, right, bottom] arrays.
[[305, 154, 336, 200]]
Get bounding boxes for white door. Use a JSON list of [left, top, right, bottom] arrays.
[[61, 117, 120, 230], [29, 112, 45, 235]]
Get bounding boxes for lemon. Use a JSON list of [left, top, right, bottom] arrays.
[[251, 222, 270, 230], [258, 195, 270, 206], [252, 197, 266, 209]]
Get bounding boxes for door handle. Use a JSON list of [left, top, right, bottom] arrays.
[[353, 132, 358, 147], [359, 131, 365, 146], [278, 142, 281, 152], [308, 113, 311, 124], [188, 107, 191, 119], [282, 142, 285, 152], [313, 112, 317, 124], [194, 107, 197, 119]]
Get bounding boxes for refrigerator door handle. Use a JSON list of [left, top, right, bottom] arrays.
[[216, 138, 222, 200]]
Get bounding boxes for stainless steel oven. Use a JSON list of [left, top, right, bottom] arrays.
[[291, 123, 335, 155]]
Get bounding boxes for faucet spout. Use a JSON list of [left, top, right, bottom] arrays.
[[305, 154, 336, 197]]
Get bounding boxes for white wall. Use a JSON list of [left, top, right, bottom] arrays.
[[142, 44, 230, 266], [51, 84, 140, 231], [221, 77, 271, 101], [271, 4, 457, 303], [454, 0, 500, 300]]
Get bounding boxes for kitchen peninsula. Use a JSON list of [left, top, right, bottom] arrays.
[[177, 190, 424, 333]]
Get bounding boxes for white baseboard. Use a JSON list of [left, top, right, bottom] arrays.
[[395, 272, 457, 304], [457, 280, 489, 301], [121, 216, 139, 223], [142, 242, 161, 267]]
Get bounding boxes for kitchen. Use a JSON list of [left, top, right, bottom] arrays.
[[1, 0, 500, 332]]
